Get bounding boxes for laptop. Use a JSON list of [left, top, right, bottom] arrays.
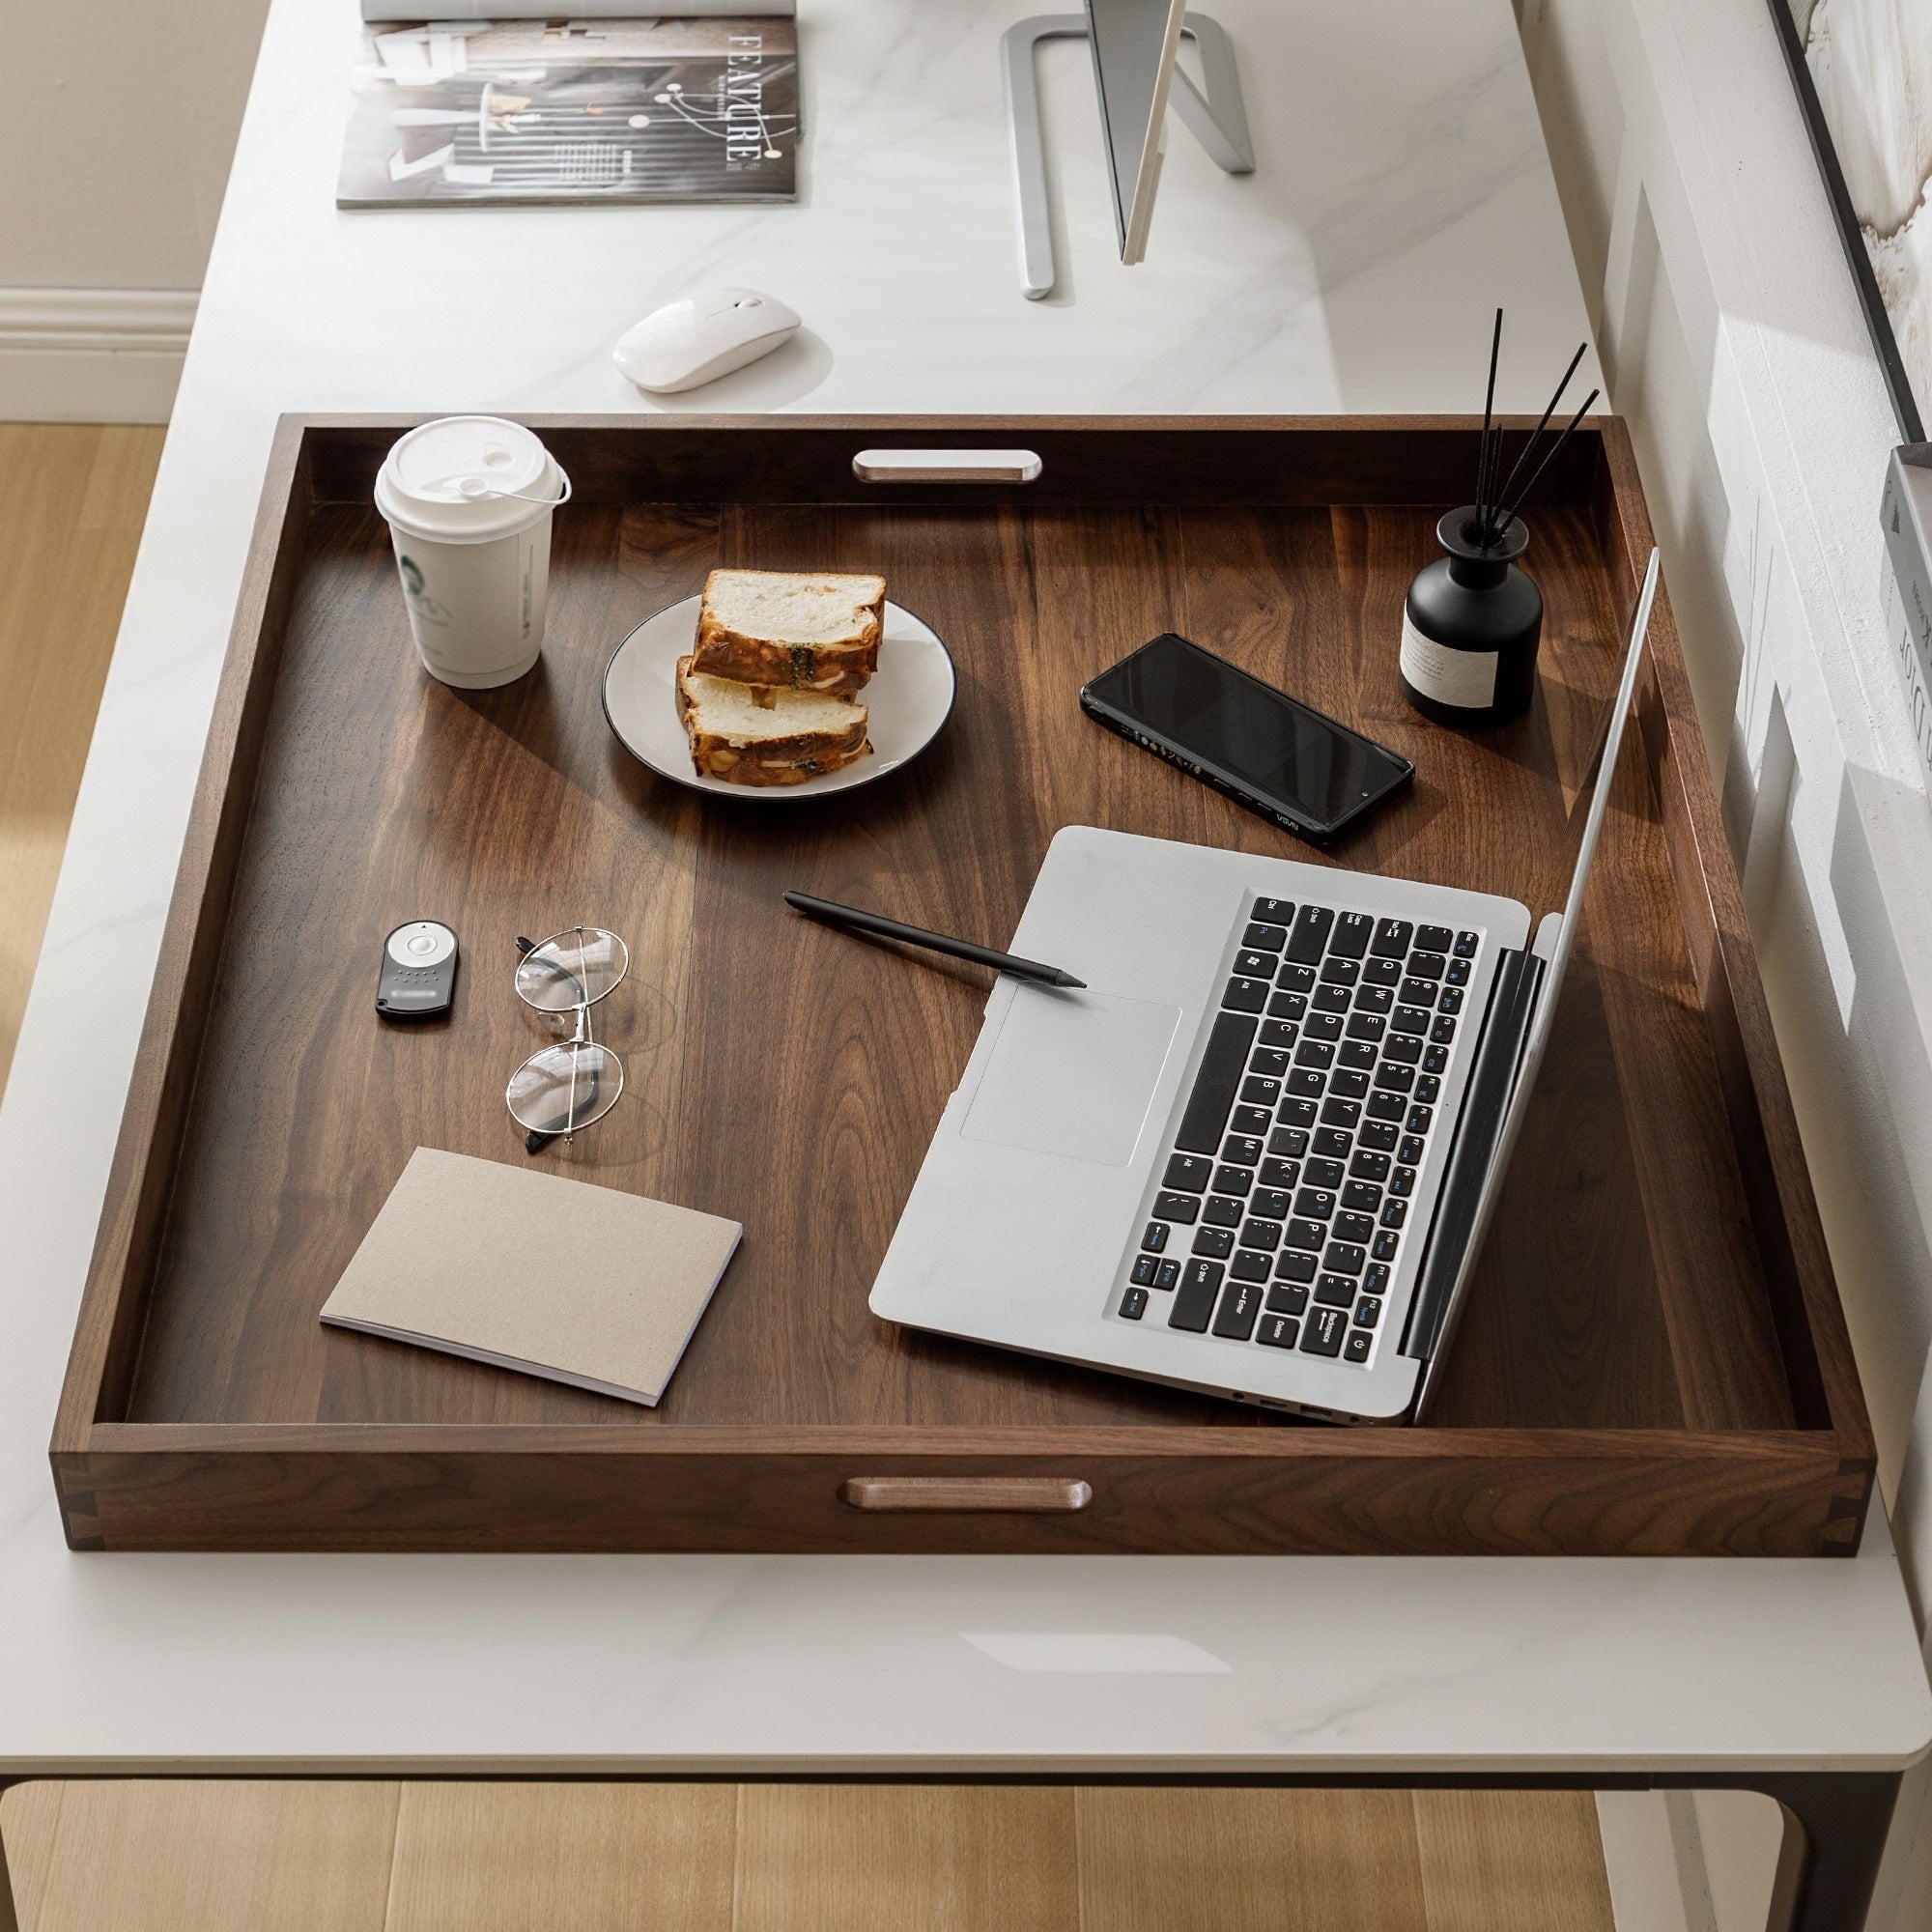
[[871, 550, 1661, 1425]]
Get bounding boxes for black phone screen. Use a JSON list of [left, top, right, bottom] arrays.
[[1083, 633, 1411, 835]]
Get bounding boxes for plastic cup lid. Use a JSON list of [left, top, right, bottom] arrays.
[[377, 415, 558, 539]]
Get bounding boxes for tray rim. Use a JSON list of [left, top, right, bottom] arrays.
[[47, 411, 1876, 1558]]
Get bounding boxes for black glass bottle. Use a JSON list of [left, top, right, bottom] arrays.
[[1399, 507, 1542, 726]]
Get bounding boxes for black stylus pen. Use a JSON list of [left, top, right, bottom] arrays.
[[781, 892, 1087, 988]]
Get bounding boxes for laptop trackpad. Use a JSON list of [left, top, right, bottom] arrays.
[[961, 989, 1181, 1167]]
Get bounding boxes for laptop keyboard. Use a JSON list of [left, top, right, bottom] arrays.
[[1116, 895, 1482, 1371]]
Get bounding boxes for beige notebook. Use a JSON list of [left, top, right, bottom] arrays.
[[319, 1147, 742, 1406]]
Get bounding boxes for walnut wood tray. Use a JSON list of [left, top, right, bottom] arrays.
[[51, 414, 1874, 1556]]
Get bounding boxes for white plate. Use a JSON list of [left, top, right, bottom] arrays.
[[602, 595, 955, 800]]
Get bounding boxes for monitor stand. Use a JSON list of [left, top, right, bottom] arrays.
[[1002, 12, 1254, 300]]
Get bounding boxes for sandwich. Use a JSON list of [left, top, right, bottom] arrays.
[[676, 656, 869, 786], [693, 568, 886, 696]]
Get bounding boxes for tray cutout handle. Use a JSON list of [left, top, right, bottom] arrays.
[[839, 1475, 1092, 1513], [852, 448, 1043, 484]]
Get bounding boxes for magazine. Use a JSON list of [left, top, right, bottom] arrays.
[[339, 17, 799, 208]]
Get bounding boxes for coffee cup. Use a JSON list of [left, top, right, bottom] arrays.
[[374, 416, 571, 689]]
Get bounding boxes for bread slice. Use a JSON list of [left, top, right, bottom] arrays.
[[693, 569, 886, 695], [676, 657, 869, 786]]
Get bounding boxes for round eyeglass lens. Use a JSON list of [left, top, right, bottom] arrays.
[[505, 1040, 624, 1136], [516, 926, 630, 1013]]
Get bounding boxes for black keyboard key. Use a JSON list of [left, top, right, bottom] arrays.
[[1164, 1152, 1212, 1192], [1261, 1153, 1302, 1186], [1284, 1218, 1326, 1252], [1251, 1187, 1290, 1219], [1156, 1258, 1182, 1289], [1381, 1200, 1408, 1229], [1371, 918, 1412, 959], [1312, 1126, 1352, 1158], [1363, 956, 1402, 987], [1251, 1047, 1291, 1078], [1320, 1097, 1362, 1129], [1276, 1099, 1317, 1129], [1293, 1039, 1334, 1070], [1339, 1040, 1378, 1072], [1131, 1253, 1159, 1286], [1211, 1166, 1252, 1198], [1241, 1074, 1281, 1106], [1375, 1062, 1413, 1093], [1330, 1070, 1369, 1099], [1285, 904, 1334, 964], [1243, 921, 1288, 952], [1334, 1212, 1374, 1244], [1120, 1287, 1149, 1320], [1353, 982, 1394, 1012], [1267, 1282, 1310, 1316], [1453, 929, 1480, 957], [1315, 1273, 1356, 1308], [1406, 951, 1445, 980], [1221, 1135, 1264, 1168], [1305, 1156, 1345, 1188], [1346, 1012, 1386, 1044], [1235, 950, 1275, 980], [1231, 1248, 1272, 1282], [1319, 954, 1360, 986], [1400, 978, 1438, 1007], [1398, 1135, 1424, 1164], [1154, 1190, 1201, 1224], [1438, 986, 1463, 1015], [1367, 1093, 1406, 1122], [1284, 1069, 1325, 1102], [1170, 1260, 1223, 1330], [1390, 1165, 1417, 1196], [1360, 1122, 1398, 1152], [1213, 1279, 1263, 1340], [1390, 1006, 1429, 1037], [1312, 985, 1350, 1015], [1305, 1014, 1344, 1044], [1445, 956, 1471, 986], [1260, 1018, 1299, 1049], [1267, 990, 1308, 1022], [1192, 1225, 1235, 1258], [1232, 1104, 1273, 1137], [1417, 1072, 1442, 1102], [1416, 923, 1453, 953], [1174, 1010, 1258, 1155], [1343, 1180, 1381, 1213], [1293, 1187, 1335, 1219], [1407, 1107, 1434, 1135], [1344, 1331, 1373, 1364], [1371, 1234, 1398, 1264], [1223, 977, 1270, 1013], [1275, 1250, 1318, 1283], [1252, 896, 1295, 927], [1330, 911, 1373, 958], [1274, 961, 1316, 993], [1204, 1194, 1245, 1227], [1366, 1263, 1392, 1294], [1350, 1150, 1391, 1181], [1141, 1221, 1169, 1253], [1384, 1034, 1421, 1065], [1258, 1314, 1299, 1350], [1353, 1296, 1382, 1328], [1303, 1307, 1348, 1355], [1431, 1015, 1457, 1045]]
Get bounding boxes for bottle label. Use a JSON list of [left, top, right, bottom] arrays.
[[1401, 611, 1497, 711]]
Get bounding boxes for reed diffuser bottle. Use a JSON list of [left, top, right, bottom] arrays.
[[1401, 313, 1597, 728]]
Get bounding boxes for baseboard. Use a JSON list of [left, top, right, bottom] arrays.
[[0, 286, 196, 423]]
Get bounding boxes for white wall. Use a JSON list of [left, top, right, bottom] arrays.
[[0, 0, 270, 420], [1515, 0, 1932, 1924]]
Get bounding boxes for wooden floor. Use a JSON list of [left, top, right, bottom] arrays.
[[0, 1783, 1614, 1931], [0, 425, 1616, 1930]]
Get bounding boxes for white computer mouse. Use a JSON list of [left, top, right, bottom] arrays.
[[613, 287, 802, 394]]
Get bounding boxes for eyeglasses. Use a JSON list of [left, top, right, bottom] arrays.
[[506, 925, 630, 1151]]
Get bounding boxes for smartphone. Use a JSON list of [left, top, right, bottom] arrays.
[[1079, 632, 1413, 845]]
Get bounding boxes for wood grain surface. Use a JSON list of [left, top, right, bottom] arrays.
[[50, 415, 1873, 1555]]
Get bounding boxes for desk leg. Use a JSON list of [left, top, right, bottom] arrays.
[[1721, 1773, 1903, 1932], [0, 1778, 19, 1932]]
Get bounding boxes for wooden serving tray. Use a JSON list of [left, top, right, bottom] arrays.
[[51, 414, 1873, 1556]]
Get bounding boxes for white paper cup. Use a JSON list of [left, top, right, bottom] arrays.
[[374, 416, 570, 689]]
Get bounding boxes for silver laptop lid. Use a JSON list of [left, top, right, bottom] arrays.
[[1411, 546, 1662, 1413], [1087, 0, 1188, 262]]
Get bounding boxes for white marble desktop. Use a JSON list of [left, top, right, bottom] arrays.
[[1, 0, 1924, 1781]]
